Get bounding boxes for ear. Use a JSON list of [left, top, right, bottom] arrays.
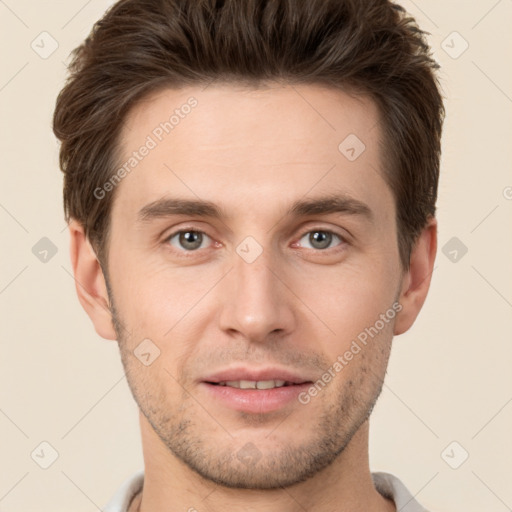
[[394, 217, 437, 335], [68, 219, 117, 340]]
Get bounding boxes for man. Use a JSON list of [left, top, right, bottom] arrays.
[[53, 0, 444, 510]]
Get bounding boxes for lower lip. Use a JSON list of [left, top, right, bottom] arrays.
[[200, 382, 311, 414]]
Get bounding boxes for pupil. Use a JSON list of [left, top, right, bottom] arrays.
[[311, 231, 331, 249], [181, 231, 201, 250]]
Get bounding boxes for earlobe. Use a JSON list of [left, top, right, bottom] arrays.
[[394, 217, 437, 336], [68, 219, 117, 340]]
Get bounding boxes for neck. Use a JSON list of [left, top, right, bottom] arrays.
[[134, 413, 395, 512]]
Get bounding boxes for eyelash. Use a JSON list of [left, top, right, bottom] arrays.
[[163, 226, 347, 257]]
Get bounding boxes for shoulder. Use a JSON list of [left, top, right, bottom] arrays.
[[372, 471, 431, 512], [103, 469, 144, 512]]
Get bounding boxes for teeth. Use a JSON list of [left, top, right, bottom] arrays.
[[256, 380, 277, 390], [220, 380, 287, 389], [257, 380, 286, 389]]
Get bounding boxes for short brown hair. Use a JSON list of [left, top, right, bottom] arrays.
[[53, 0, 444, 269]]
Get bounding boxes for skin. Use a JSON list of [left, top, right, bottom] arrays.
[[69, 83, 436, 512]]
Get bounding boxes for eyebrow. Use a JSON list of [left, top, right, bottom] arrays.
[[136, 193, 374, 224]]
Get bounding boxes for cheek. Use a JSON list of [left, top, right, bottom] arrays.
[[111, 258, 221, 348], [303, 265, 399, 356], [296, 256, 399, 337]]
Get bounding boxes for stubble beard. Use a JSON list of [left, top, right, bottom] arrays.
[[107, 286, 389, 490]]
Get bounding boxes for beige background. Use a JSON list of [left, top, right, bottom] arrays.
[[1, 0, 511, 510]]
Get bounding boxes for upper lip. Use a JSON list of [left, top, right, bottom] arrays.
[[202, 367, 313, 385]]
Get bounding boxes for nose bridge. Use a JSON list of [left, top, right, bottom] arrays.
[[218, 237, 295, 341]]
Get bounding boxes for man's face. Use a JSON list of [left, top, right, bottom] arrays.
[[105, 83, 403, 488]]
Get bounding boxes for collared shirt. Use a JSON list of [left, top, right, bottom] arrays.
[[103, 469, 431, 511]]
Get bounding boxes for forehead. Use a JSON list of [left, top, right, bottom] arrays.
[[112, 83, 392, 224]]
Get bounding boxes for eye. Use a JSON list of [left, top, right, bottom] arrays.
[[163, 227, 346, 256], [295, 229, 345, 251], [166, 229, 212, 252]]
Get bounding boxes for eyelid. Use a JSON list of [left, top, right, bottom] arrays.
[[162, 222, 212, 240], [297, 226, 348, 241]]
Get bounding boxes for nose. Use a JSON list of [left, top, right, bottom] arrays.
[[217, 244, 296, 344]]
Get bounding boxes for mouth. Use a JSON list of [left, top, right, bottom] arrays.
[[200, 368, 314, 413], [201, 367, 313, 386], [206, 379, 307, 389]]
